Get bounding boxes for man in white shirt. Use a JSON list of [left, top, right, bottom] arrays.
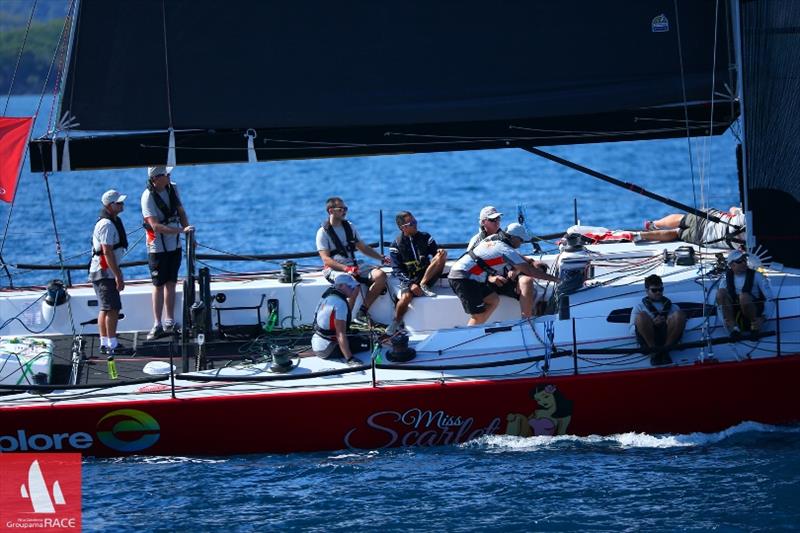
[[311, 274, 370, 365], [141, 166, 194, 340], [89, 189, 133, 355]]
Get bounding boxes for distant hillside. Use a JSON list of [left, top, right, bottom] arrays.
[[0, 10, 67, 95], [0, 0, 68, 26]]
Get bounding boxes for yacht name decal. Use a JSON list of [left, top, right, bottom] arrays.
[[344, 408, 501, 448]]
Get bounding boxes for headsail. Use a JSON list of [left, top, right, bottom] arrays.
[[30, 0, 736, 171]]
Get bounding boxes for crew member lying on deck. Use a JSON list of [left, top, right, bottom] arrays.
[[630, 274, 686, 366], [637, 207, 745, 249], [311, 274, 369, 366], [716, 250, 773, 338]]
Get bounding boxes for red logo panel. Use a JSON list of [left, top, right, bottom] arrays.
[[0, 453, 81, 532]]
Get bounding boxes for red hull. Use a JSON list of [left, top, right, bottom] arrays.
[[2, 354, 799, 456]]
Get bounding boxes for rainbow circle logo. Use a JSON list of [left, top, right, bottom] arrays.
[[96, 409, 160, 452]]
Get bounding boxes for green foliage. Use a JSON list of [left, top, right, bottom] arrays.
[[0, 18, 65, 95]]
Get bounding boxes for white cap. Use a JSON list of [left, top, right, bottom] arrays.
[[726, 249, 747, 264], [148, 166, 174, 179], [479, 206, 502, 222], [101, 190, 127, 205], [505, 222, 532, 242], [333, 273, 359, 289]]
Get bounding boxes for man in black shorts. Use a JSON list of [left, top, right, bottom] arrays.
[[89, 190, 134, 355], [141, 166, 194, 340]]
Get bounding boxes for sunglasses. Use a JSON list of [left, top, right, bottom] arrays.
[[649, 287, 664, 293], [401, 219, 417, 228], [732, 258, 746, 264], [113, 201, 124, 206], [331, 206, 348, 212]]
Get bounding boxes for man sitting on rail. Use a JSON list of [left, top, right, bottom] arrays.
[[630, 274, 686, 366], [715, 250, 773, 338]]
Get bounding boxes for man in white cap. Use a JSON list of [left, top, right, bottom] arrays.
[[467, 205, 504, 251], [449, 222, 558, 325], [715, 249, 773, 337], [89, 190, 133, 355], [141, 166, 194, 340], [311, 273, 370, 365]]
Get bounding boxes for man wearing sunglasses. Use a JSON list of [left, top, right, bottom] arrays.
[[386, 211, 448, 334], [630, 274, 686, 365], [316, 196, 390, 322], [89, 190, 134, 355], [467, 205, 504, 251], [715, 250, 773, 337]]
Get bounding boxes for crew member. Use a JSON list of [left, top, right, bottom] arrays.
[[387, 211, 447, 335], [315, 196, 390, 322], [716, 249, 773, 337], [449, 223, 558, 325], [311, 274, 370, 365], [629, 274, 686, 365], [141, 166, 194, 340], [89, 190, 134, 355]]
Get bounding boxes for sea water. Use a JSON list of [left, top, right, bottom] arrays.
[[3, 96, 799, 531]]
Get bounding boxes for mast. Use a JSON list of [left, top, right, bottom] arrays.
[[730, 0, 754, 251]]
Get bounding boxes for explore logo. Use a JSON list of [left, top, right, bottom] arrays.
[[0, 453, 81, 531], [96, 409, 161, 452]]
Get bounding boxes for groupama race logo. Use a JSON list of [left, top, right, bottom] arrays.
[[96, 409, 161, 452]]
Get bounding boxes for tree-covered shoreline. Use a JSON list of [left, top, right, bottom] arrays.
[[0, 17, 66, 96]]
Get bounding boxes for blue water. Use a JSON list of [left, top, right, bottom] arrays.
[[5, 96, 799, 531]]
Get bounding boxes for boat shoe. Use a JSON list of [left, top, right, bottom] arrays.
[[147, 324, 165, 340]]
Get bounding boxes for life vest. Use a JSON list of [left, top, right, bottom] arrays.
[[464, 230, 512, 276], [92, 208, 128, 270], [725, 268, 762, 305], [322, 220, 358, 263], [142, 181, 182, 249], [393, 231, 435, 278], [313, 287, 352, 340], [642, 296, 673, 319]]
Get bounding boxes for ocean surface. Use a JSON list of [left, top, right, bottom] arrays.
[[3, 95, 800, 531]]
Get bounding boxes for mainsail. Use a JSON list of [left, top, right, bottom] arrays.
[[30, 0, 736, 171]]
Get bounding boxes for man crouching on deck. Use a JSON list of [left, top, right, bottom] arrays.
[[311, 274, 370, 366]]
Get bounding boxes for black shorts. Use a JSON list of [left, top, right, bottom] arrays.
[[449, 278, 494, 315], [492, 277, 520, 300], [93, 278, 121, 311], [636, 321, 667, 348], [149, 249, 182, 286]]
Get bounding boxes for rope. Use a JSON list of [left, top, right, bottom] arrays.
[[160, 1, 175, 131]]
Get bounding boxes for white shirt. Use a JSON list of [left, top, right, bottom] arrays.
[[141, 183, 184, 253], [89, 217, 124, 281], [311, 292, 350, 353]]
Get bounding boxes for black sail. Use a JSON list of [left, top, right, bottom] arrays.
[[740, 0, 800, 267], [31, 0, 736, 171]]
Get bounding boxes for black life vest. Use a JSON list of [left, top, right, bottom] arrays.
[[92, 208, 128, 258], [725, 268, 761, 305], [322, 220, 357, 262], [143, 181, 182, 250], [393, 231, 435, 278], [313, 287, 352, 340], [642, 296, 673, 319]]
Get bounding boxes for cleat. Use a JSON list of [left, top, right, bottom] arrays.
[[99, 345, 109, 355]]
